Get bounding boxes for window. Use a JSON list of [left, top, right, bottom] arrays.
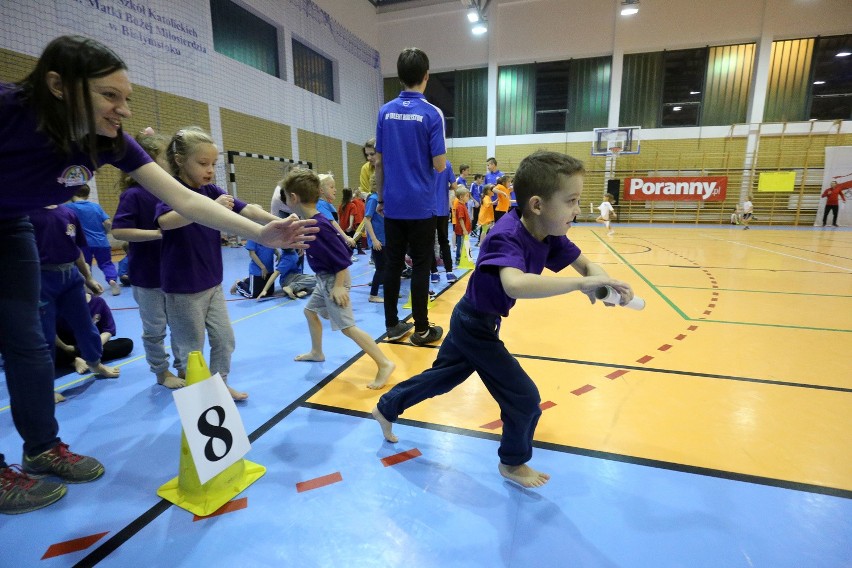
[[809, 34, 852, 120], [292, 39, 335, 102], [424, 71, 455, 138], [661, 48, 707, 127], [210, 0, 280, 78], [535, 61, 570, 133]]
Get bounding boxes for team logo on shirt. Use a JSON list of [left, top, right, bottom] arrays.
[[57, 165, 93, 187], [65, 223, 76, 239]]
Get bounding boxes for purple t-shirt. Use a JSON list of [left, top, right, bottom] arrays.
[[0, 84, 152, 219], [156, 181, 246, 294], [57, 295, 116, 339], [375, 91, 446, 220], [304, 214, 352, 276], [464, 209, 582, 317], [28, 205, 87, 265], [112, 185, 164, 289], [65, 200, 110, 248]]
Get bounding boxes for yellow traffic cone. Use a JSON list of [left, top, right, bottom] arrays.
[[157, 351, 265, 517], [457, 235, 475, 269], [402, 291, 435, 310]]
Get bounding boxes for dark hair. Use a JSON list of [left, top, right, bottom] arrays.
[[18, 35, 128, 163], [362, 138, 376, 160], [283, 169, 321, 205], [487, 157, 497, 166], [473, 173, 484, 181], [341, 187, 353, 208], [74, 184, 91, 199], [459, 164, 470, 173], [513, 151, 585, 215], [397, 48, 429, 88]]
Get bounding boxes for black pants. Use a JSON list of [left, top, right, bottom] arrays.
[[383, 216, 436, 333], [55, 338, 134, 369], [823, 204, 839, 226], [431, 215, 452, 273]]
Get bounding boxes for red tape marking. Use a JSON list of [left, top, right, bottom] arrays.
[[296, 471, 343, 492], [658, 344, 672, 351], [703, 310, 712, 315], [688, 325, 698, 331], [42, 532, 109, 560], [675, 334, 686, 340], [480, 419, 503, 429], [571, 384, 595, 396], [193, 497, 248, 522], [606, 369, 629, 380], [637, 355, 654, 364], [708, 303, 716, 308], [381, 448, 422, 467], [539, 400, 556, 411]]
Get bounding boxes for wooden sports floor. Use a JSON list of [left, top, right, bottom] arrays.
[[1, 223, 850, 567]]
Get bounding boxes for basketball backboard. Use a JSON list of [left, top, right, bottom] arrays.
[[592, 126, 641, 156]]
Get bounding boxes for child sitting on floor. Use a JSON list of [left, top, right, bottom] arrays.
[[257, 248, 317, 300], [282, 169, 395, 390]]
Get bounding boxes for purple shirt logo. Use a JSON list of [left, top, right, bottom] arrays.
[[65, 223, 77, 239], [57, 165, 93, 187]]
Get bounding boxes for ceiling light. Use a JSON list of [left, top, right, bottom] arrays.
[[467, 9, 480, 23], [837, 52, 851, 58], [472, 23, 487, 35], [690, 91, 701, 95], [673, 106, 682, 111], [620, 1, 639, 16], [813, 80, 826, 85]]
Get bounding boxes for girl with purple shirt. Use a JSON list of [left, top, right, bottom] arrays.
[[157, 127, 289, 401], [112, 129, 185, 390], [0, 35, 317, 515]]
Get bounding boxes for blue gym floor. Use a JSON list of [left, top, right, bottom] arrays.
[[1, 223, 851, 567]]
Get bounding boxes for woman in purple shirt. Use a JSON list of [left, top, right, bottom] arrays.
[[0, 35, 317, 515]]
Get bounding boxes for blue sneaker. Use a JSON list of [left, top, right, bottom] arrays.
[[430, 272, 440, 283], [446, 273, 458, 282]]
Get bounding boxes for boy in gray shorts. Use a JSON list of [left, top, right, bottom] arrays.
[[283, 169, 396, 390]]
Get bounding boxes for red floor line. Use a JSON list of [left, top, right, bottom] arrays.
[[658, 344, 672, 351], [42, 532, 109, 560], [381, 448, 423, 467], [637, 355, 654, 364], [606, 369, 629, 380], [193, 497, 248, 522], [479, 401, 557, 429], [703, 310, 712, 315], [296, 471, 343, 492], [688, 325, 698, 331], [675, 334, 686, 340], [571, 384, 595, 396]]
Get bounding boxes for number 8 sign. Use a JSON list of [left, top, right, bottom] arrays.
[[172, 373, 251, 484]]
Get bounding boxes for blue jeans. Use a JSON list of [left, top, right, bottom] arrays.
[[377, 297, 542, 466], [40, 266, 104, 365], [0, 217, 60, 464]]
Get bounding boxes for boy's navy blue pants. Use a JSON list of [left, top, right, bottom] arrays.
[[377, 296, 542, 466], [40, 266, 104, 366]]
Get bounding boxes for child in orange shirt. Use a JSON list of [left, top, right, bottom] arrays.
[[477, 185, 495, 244], [453, 188, 472, 264], [493, 176, 511, 223]]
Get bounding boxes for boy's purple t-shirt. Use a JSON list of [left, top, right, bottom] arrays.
[[28, 205, 87, 265], [0, 84, 153, 219], [156, 182, 246, 294], [464, 209, 582, 317], [375, 91, 446, 220], [112, 185, 164, 289], [65, 200, 110, 248], [304, 214, 352, 276], [57, 294, 116, 339]]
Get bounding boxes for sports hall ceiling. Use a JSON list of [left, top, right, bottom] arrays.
[[367, 0, 460, 11]]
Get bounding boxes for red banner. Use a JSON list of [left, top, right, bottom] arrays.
[[623, 176, 727, 201]]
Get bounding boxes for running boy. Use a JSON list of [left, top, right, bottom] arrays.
[[283, 169, 396, 390], [596, 193, 617, 236], [372, 150, 634, 488]]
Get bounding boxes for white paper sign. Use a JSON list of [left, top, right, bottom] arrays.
[[172, 373, 251, 484]]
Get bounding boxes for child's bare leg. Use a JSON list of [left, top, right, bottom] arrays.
[[87, 360, 120, 378], [342, 326, 395, 389], [157, 369, 185, 389], [371, 406, 398, 443], [294, 308, 325, 361], [498, 463, 551, 488]]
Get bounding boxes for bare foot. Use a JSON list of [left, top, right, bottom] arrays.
[[282, 286, 297, 299], [498, 463, 550, 488], [54, 392, 66, 403], [229, 280, 239, 295], [227, 384, 249, 401], [157, 370, 186, 389], [295, 351, 325, 362], [73, 357, 89, 374], [90, 362, 120, 378], [367, 360, 395, 390], [371, 406, 398, 443], [296, 290, 308, 298]]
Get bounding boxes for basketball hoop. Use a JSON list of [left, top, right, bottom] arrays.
[[608, 144, 623, 158]]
